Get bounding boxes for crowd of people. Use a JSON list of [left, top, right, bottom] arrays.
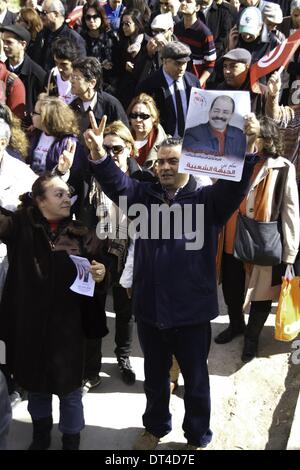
[[0, 0, 299, 451]]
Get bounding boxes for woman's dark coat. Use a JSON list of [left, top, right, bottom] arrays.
[[0, 206, 108, 395]]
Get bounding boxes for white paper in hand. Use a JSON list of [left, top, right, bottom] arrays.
[[69, 255, 95, 297]]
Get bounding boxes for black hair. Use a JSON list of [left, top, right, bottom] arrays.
[[81, 2, 110, 33], [259, 116, 283, 157], [51, 37, 81, 63], [210, 95, 235, 114], [158, 137, 183, 150], [19, 172, 59, 208], [119, 8, 144, 41]]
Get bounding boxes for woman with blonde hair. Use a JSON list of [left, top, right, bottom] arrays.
[[28, 94, 88, 201], [0, 103, 28, 160], [127, 93, 168, 170]]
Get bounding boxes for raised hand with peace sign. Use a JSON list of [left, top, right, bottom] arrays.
[[57, 139, 77, 174], [83, 112, 107, 161]]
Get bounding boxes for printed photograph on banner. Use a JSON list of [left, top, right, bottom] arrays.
[[180, 88, 251, 181]]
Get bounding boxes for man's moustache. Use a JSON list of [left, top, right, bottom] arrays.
[[212, 117, 227, 123]]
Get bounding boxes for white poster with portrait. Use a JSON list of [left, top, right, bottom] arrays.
[[179, 88, 251, 181]]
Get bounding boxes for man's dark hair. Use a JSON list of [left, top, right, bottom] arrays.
[[72, 57, 103, 91], [158, 137, 183, 150], [210, 95, 235, 114], [51, 37, 81, 63]]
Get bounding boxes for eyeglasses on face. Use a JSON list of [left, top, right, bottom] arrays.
[[103, 144, 126, 155], [85, 14, 100, 20], [40, 10, 57, 16], [31, 110, 41, 116], [71, 74, 84, 81], [129, 112, 151, 120]]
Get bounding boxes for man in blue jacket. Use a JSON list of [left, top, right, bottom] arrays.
[[84, 112, 255, 450], [183, 94, 246, 159]]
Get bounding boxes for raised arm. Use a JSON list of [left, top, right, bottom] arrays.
[[266, 71, 295, 123], [208, 114, 257, 227], [84, 112, 149, 207]]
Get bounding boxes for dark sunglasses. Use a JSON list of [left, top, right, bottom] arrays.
[[85, 14, 100, 20], [103, 144, 126, 155], [129, 112, 151, 120], [31, 110, 41, 116]]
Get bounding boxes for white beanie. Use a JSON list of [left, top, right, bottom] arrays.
[[151, 12, 174, 31], [263, 3, 283, 24]]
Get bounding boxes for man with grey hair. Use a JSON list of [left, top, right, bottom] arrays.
[[136, 41, 200, 137], [39, 0, 86, 72]]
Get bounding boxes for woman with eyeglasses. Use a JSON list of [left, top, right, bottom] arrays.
[[112, 8, 148, 108], [127, 92, 168, 170], [80, 2, 119, 93]]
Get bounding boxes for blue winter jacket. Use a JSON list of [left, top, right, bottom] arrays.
[[91, 156, 254, 329]]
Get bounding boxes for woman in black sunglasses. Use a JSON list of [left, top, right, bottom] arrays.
[[127, 93, 168, 170], [112, 8, 148, 108], [80, 2, 118, 92]]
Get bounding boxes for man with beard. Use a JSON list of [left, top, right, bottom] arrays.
[[183, 94, 246, 159]]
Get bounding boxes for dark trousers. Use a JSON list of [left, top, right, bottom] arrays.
[[222, 253, 272, 338], [137, 321, 212, 447], [112, 284, 133, 358], [28, 388, 84, 434], [222, 253, 245, 328], [84, 284, 133, 378]]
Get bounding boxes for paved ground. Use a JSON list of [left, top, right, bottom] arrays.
[[7, 291, 300, 451]]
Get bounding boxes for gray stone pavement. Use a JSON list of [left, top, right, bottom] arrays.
[[7, 291, 300, 451]]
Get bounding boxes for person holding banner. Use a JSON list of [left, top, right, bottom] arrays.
[[84, 111, 257, 450], [0, 172, 109, 450]]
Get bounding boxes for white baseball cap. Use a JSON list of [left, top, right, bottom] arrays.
[[239, 7, 263, 35]]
